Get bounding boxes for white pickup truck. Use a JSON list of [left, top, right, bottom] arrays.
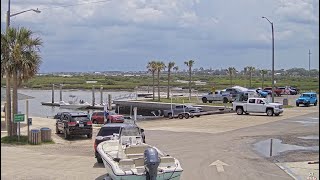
[[201, 90, 233, 103], [232, 97, 283, 116]]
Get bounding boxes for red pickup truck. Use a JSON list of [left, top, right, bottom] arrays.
[[263, 87, 282, 96]]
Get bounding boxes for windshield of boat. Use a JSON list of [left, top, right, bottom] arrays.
[[71, 115, 90, 122], [120, 127, 140, 136], [98, 127, 121, 136]]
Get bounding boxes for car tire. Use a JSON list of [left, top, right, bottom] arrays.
[[274, 113, 280, 116], [223, 97, 228, 103], [296, 103, 299, 107], [87, 134, 92, 138], [245, 112, 250, 115], [208, 100, 213, 103], [64, 129, 69, 139], [184, 113, 190, 119], [97, 156, 103, 163], [56, 125, 60, 134], [267, 109, 274, 116], [314, 101, 317, 106], [236, 107, 243, 115], [202, 97, 207, 103], [93, 120, 97, 124], [168, 113, 173, 119], [305, 102, 310, 107], [195, 115, 200, 117], [178, 114, 184, 119]]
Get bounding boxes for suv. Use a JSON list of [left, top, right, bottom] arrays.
[[56, 112, 93, 139], [296, 92, 318, 107], [91, 111, 124, 124], [94, 123, 145, 163], [91, 111, 105, 124]]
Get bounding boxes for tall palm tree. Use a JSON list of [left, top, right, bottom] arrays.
[[260, 69, 268, 89], [226, 67, 236, 86], [184, 60, 195, 100], [155, 61, 166, 101], [1, 27, 42, 136], [166, 62, 178, 99], [246, 66, 255, 88], [147, 61, 157, 100]]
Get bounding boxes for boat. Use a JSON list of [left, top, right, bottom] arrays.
[[59, 95, 90, 109], [97, 124, 183, 180]]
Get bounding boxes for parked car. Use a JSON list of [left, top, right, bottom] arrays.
[[106, 111, 125, 123], [91, 111, 124, 124], [224, 88, 242, 98], [278, 87, 290, 95], [232, 97, 283, 116], [94, 123, 145, 163], [56, 112, 93, 139], [296, 92, 318, 107], [263, 87, 282, 96], [53, 112, 65, 119], [91, 111, 105, 124], [201, 90, 233, 103], [163, 104, 203, 119]]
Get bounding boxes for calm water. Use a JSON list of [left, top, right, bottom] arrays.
[[2, 89, 132, 118]]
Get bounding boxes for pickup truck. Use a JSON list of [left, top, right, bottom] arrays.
[[201, 91, 233, 103], [163, 104, 203, 119], [232, 97, 283, 116]]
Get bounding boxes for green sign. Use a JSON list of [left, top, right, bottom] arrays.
[[14, 114, 25, 123]]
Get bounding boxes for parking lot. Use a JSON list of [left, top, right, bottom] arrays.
[[1, 96, 319, 180]]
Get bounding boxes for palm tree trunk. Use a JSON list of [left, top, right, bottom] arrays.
[[5, 72, 12, 136], [262, 74, 265, 89], [249, 72, 252, 88], [157, 70, 160, 101], [152, 72, 155, 100], [12, 70, 18, 136], [188, 67, 191, 100], [167, 70, 171, 99], [230, 75, 232, 86]]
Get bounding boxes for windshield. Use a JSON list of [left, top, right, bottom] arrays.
[[71, 116, 89, 122], [121, 127, 140, 136], [97, 127, 121, 136], [302, 94, 310, 97]]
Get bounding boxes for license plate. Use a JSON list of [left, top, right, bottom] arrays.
[[79, 124, 84, 127]]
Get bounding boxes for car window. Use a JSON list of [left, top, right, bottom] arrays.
[[71, 115, 89, 122], [98, 127, 121, 136], [302, 94, 310, 97], [248, 99, 255, 103], [97, 112, 104, 116]]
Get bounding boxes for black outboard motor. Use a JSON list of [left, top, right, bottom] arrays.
[[144, 148, 160, 180]]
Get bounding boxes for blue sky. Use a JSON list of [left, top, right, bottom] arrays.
[[1, 0, 319, 72]]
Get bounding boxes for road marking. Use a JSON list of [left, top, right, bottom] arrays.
[[309, 117, 319, 120], [209, 160, 230, 172]]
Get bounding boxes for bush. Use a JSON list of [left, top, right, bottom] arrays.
[[1, 135, 28, 145]]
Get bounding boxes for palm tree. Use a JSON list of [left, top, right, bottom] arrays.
[[147, 61, 157, 100], [184, 60, 195, 100], [1, 27, 42, 136], [226, 67, 236, 86], [155, 61, 166, 101], [166, 62, 178, 99], [260, 69, 268, 89], [246, 66, 255, 88]]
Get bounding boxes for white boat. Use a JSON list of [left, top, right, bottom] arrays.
[[59, 95, 91, 109], [97, 125, 183, 180]]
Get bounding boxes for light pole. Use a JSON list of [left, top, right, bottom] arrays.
[[5, 0, 41, 135], [262, 16, 275, 103]]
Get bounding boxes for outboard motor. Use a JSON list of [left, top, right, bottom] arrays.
[[144, 148, 160, 180]]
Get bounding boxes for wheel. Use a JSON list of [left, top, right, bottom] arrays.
[[106, 119, 111, 123], [223, 97, 228, 103], [314, 101, 317, 106], [64, 129, 69, 139], [184, 113, 190, 119], [236, 107, 243, 115], [202, 97, 207, 103], [178, 114, 184, 119], [97, 157, 103, 163], [305, 102, 310, 107], [168, 113, 173, 119], [245, 112, 250, 115], [296, 103, 299, 107], [274, 113, 280, 116], [87, 134, 92, 138], [56, 125, 60, 134], [93, 120, 97, 124], [267, 109, 274, 116], [208, 100, 213, 103], [195, 115, 200, 117]]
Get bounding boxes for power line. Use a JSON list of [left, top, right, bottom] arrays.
[[41, 0, 111, 10]]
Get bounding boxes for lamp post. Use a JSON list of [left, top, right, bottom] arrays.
[[5, 0, 41, 135], [262, 16, 275, 103]]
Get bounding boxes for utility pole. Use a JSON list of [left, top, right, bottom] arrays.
[[309, 49, 311, 77]]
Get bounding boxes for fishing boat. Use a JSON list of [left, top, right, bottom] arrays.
[[59, 95, 90, 109], [97, 124, 183, 180]]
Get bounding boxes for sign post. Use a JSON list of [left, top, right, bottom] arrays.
[[14, 114, 25, 141]]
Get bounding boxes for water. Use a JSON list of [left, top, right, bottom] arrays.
[[1, 88, 132, 118], [253, 138, 319, 157]]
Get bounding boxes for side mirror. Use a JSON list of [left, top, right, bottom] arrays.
[[140, 129, 144, 133]]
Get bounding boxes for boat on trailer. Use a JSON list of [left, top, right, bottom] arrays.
[[97, 124, 183, 180]]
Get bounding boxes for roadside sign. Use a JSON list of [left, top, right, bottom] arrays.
[[14, 114, 25, 123], [28, 118, 32, 125]]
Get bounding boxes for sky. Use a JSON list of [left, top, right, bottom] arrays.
[[1, 0, 319, 73]]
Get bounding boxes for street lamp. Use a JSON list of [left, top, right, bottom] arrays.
[[262, 16, 275, 103]]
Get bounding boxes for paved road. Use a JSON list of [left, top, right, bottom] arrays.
[[1, 106, 318, 180]]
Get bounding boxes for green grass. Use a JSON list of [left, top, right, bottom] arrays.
[[1, 135, 55, 145]]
